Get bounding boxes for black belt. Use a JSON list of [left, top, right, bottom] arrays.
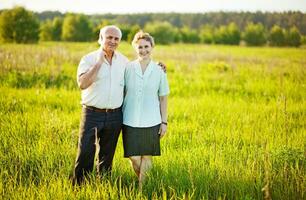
[[84, 105, 121, 113]]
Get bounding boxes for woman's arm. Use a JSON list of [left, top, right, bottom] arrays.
[[159, 95, 168, 138]]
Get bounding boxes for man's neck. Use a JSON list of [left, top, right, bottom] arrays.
[[103, 49, 113, 58], [104, 49, 114, 65]]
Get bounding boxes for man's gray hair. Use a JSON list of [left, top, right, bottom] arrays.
[[98, 25, 122, 45]]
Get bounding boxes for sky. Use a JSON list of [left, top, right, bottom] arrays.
[[1, 0, 306, 14]]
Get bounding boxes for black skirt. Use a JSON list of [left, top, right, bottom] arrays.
[[122, 124, 161, 157]]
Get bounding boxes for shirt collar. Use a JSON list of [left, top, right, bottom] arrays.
[[135, 60, 154, 78], [98, 47, 118, 59]]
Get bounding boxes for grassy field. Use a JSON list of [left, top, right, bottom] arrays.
[[0, 42, 305, 199]]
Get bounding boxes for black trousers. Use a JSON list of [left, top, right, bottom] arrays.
[[73, 107, 122, 185]]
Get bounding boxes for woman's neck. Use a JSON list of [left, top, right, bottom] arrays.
[[138, 57, 151, 74], [138, 57, 151, 65]]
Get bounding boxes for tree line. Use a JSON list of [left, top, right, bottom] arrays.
[[0, 7, 305, 47]]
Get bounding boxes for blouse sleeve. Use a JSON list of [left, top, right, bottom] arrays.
[[158, 71, 170, 96]]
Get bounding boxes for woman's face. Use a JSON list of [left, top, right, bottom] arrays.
[[135, 39, 153, 60]]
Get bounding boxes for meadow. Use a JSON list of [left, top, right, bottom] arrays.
[[0, 42, 305, 199]]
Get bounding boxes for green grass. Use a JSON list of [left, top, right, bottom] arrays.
[[0, 42, 305, 199]]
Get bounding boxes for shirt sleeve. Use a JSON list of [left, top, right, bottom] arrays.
[[77, 55, 91, 78], [158, 71, 170, 96]]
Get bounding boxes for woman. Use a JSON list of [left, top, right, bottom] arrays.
[[122, 30, 170, 189]]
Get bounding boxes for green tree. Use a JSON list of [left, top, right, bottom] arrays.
[[33, 12, 306, 36], [144, 21, 178, 44], [62, 14, 92, 42], [39, 20, 53, 41], [93, 20, 111, 41], [301, 35, 306, 45], [119, 24, 131, 41], [0, 7, 39, 43], [39, 17, 63, 41], [52, 17, 63, 41], [199, 24, 214, 44], [269, 25, 285, 46], [214, 23, 240, 45], [214, 25, 228, 44], [127, 24, 141, 43], [179, 26, 200, 43], [0, 9, 14, 42], [243, 22, 266, 46], [286, 26, 301, 47], [227, 22, 240, 45]]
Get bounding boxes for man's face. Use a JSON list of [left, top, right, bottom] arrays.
[[101, 28, 121, 52]]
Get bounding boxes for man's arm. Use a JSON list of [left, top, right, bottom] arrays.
[[77, 51, 105, 90]]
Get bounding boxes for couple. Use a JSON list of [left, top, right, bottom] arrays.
[[72, 25, 170, 189]]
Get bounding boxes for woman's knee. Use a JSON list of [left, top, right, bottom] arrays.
[[141, 156, 152, 163], [129, 156, 141, 164]]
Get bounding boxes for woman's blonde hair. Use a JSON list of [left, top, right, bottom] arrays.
[[132, 30, 155, 48]]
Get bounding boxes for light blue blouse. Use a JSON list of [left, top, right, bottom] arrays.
[[123, 60, 170, 128]]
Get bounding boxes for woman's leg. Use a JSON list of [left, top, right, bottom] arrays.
[[139, 155, 152, 190], [129, 156, 141, 177]]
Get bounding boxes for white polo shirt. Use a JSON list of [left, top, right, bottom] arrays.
[[77, 48, 129, 109], [123, 60, 170, 127]]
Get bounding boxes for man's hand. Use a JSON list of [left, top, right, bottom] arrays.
[[97, 50, 106, 64], [157, 62, 167, 73], [78, 51, 105, 90]]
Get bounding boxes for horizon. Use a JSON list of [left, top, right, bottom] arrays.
[[1, 0, 306, 14]]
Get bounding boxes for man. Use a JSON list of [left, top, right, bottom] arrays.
[[73, 25, 165, 185], [73, 25, 128, 185]]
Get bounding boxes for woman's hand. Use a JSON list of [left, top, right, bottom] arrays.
[[159, 124, 167, 138]]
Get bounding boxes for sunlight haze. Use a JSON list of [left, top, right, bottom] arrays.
[[1, 0, 306, 14]]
